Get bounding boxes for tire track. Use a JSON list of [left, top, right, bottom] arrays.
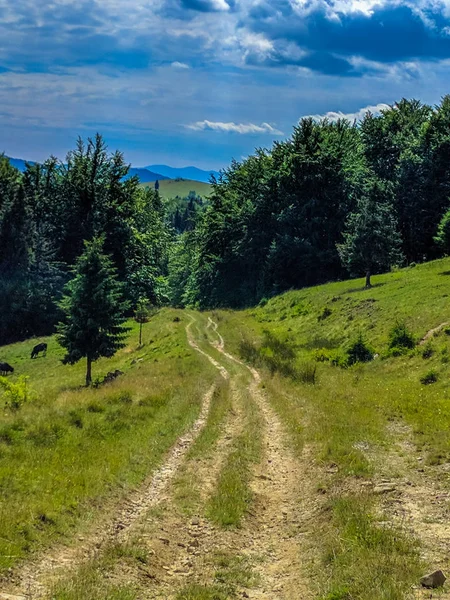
[[202, 318, 314, 599]]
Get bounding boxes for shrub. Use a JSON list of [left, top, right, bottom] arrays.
[[297, 361, 317, 384], [388, 322, 415, 352], [262, 330, 296, 360], [346, 334, 374, 366], [422, 343, 434, 359], [0, 376, 32, 411], [330, 350, 349, 368], [420, 370, 438, 385], [318, 306, 332, 322], [239, 338, 259, 364], [313, 349, 331, 362]]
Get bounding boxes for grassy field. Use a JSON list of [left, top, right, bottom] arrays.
[[140, 179, 212, 199], [0, 309, 216, 572], [4, 259, 450, 598], [214, 257, 450, 599]]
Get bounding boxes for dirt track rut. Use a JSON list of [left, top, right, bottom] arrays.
[[3, 314, 315, 599]]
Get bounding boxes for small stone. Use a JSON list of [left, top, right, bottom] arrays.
[[191, 517, 200, 526], [420, 570, 446, 589], [374, 484, 396, 494]]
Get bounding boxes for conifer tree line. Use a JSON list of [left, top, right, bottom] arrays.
[[3, 97, 450, 344], [173, 96, 450, 307], [0, 134, 169, 345]]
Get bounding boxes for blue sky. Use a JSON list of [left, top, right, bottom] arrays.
[[1, 0, 450, 170]]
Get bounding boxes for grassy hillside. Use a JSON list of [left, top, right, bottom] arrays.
[[3, 260, 450, 599], [214, 257, 450, 599], [141, 179, 212, 199], [0, 310, 217, 572]]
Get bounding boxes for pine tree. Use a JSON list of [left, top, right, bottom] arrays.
[[337, 179, 403, 288], [434, 208, 450, 253], [57, 237, 129, 386]]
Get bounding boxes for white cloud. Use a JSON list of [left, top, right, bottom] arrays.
[[186, 119, 284, 134], [171, 61, 190, 68], [305, 102, 391, 122]]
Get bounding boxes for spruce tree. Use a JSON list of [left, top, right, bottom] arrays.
[[337, 179, 403, 288], [434, 209, 450, 254], [57, 237, 129, 386]]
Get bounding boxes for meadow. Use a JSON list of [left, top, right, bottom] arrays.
[[140, 179, 212, 199], [0, 310, 216, 572], [3, 259, 450, 598], [215, 257, 450, 599]]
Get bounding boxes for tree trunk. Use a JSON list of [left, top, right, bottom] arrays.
[[365, 270, 372, 288], [86, 356, 92, 387], [139, 322, 143, 346]]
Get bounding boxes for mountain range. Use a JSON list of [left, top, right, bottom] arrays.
[[4, 156, 219, 184]]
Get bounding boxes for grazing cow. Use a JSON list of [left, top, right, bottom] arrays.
[[31, 342, 47, 359], [0, 362, 14, 375]]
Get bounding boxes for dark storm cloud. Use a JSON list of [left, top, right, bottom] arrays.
[[243, 1, 450, 75]]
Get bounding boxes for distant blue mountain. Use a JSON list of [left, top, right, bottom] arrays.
[[6, 157, 34, 171], [145, 165, 220, 183], [5, 157, 167, 183], [125, 168, 169, 182], [4, 156, 217, 184]]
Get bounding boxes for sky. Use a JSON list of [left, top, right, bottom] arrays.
[[1, 1, 450, 170]]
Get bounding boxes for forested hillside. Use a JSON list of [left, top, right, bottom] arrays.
[[3, 98, 450, 344], [0, 135, 169, 345], [174, 97, 450, 307]]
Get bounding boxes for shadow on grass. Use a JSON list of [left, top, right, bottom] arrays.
[[343, 282, 386, 294]]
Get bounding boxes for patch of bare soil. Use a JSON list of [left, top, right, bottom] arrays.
[[374, 423, 450, 598], [419, 323, 449, 345]]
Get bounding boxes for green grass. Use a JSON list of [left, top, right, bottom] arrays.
[[320, 494, 421, 600], [212, 258, 450, 598], [206, 383, 263, 528], [173, 379, 231, 515], [177, 551, 259, 600], [51, 541, 148, 600], [0, 309, 216, 571], [140, 179, 212, 199]]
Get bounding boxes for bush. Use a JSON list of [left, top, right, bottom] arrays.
[[422, 343, 434, 359], [388, 322, 415, 353], [420, 370, 438, 385], [297, 362, 317, 384], [330, 350, 349, 368], [262, 330, 296, 360], [0, 376, 32, 411], [313, 349, 331, 362], [239, 338, 259, 363], [346, 334, 374, 366], [318, 306, 332, 322]]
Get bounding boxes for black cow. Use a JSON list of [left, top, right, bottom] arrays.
[[0, 362, 14, 375], [31, 343, 47, 359]]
